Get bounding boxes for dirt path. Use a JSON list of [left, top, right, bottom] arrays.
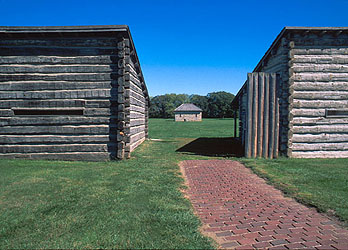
[[180, 160, 348, 249]]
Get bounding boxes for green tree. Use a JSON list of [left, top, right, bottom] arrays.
[[207, 91, 235, 118], [189, 94, 209, 117]]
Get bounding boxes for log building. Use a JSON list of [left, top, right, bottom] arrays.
[[174, 103, 202, 122], [232, 27, 348, 158], [0, 25, 149, 161]]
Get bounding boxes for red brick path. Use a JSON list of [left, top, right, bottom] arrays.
[[181, 160, 348, 249]]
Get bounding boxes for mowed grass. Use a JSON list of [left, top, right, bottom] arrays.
[[0, 124, 219, 249], [1, 118, 348, 248], [242, 157, 348, 225], [149, 118, 236, 139]]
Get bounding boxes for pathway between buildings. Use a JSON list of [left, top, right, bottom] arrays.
[[180, 160, 348, 249]]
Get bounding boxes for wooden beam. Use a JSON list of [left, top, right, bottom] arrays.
[[257, 73, 265, 157], [245, 73, 253, 158], [268, 73, 276, 159], [251, 73, 258, 158], [263, 73, 270, 158]]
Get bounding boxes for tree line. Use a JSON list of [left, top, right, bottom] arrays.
[[149, 91, 235, 118]]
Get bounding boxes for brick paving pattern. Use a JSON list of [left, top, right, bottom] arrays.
[[181, 160, 348, 249]]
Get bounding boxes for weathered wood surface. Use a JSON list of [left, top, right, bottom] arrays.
[[0, 81, 113, 91], [0, 152, 112, 161], [0, 135, 111, 144], [289, 39, 348, 158], [292, 133, 348, 143], [243, 73, 280, 159], [292, 150, 348, 158], [0, 33, 148, 161]]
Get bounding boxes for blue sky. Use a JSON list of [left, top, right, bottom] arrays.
[[1, 0, 348, 96]]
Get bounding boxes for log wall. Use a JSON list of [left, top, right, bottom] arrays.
[[0, 28, 148, 161], [288, 32, 348, 158]]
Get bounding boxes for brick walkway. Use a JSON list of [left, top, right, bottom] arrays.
[[180, 160, 348, 249]]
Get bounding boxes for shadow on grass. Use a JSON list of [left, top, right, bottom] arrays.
[[176, 137, 243, 157]]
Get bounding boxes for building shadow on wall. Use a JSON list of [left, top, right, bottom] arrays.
[[176, 137, 243, 157]]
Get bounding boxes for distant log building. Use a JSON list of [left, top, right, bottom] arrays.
[[0, 25, 149, 161], [232, 27, 348, 158], [174, 103, 202, 122]]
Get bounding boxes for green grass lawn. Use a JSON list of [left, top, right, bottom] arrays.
[[1, 118, 233, 249], [1, 118, 348, 248], [149, 118, 237, 139]]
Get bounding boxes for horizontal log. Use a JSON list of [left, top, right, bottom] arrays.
[[0, 55, 119, 65], [0, 125, 114, 135], [130, 119, 145, 127], [0, 47, 116, 56], [293, 38, 348, 46], [0, 117, 117, 126], [129, 125, 145, 135], [292, 133, 348, 143], [84, 108, 117, 116], [292, 142, 348, 151], [293, 125, 348, 134], [0, 89, 115, 99], [129, 80, 144, 95], [0, 143, 116, 153], [292, 117, 348, 125], [291, 108, 326, 117], [129, 90, 146, 103], [292, 73, 348, 82], [291, 150, 348, 158], [0, 81, 114, 91], [0, 65, 118, 74], [129, 105, 145, 113], [292, 55, 348, 64], [292, 82, 348, 91], [129, 111, 145, 119], [0, 73, 119, 81], [130, 96, 145, 107], [291, 48, 348, 56], [0, 38, 118, 47], [0, 135, 111, 144], [292, 91, 348, 100], [128, 137, 146, 153], [86, 100, 117, 108], [293, 99, 348, 108], [129, 131, 146, 145], [0, 109, 13, 117], [292, 65, 348, 73], [0, 152, 112, 161]]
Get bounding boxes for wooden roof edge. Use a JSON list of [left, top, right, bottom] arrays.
[[0, 25, 129, 33]]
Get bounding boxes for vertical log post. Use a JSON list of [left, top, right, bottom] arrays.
[[262, 73, 270, 158], [245, 73, 253, 158], [234, 109, 237, 137], [257, 73, 265, 157], [268, 73, 276, 159], [251, 73, 258, 158]]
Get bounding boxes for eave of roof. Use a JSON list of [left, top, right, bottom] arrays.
[[0, 25, 129, 33]]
